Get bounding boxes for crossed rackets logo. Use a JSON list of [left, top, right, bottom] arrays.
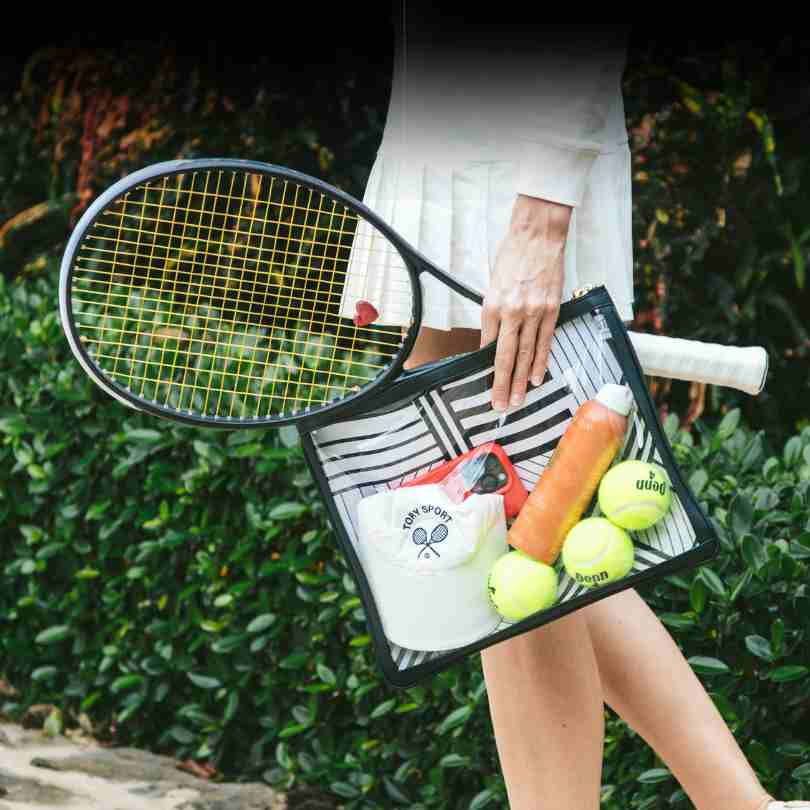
[[411, 523, 449, 559]]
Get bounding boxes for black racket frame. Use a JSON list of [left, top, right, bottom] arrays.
[[59, 158, 483, 428]]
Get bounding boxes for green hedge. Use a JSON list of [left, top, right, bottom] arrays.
[[623, 43, 810, 440], [2, 267, 810, 809]]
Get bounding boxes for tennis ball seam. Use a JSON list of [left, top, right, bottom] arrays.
[[568, 539, 612, 568], [609, 500, 667, 516]]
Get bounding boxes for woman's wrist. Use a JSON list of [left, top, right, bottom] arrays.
[[509, 194, 573, 243]]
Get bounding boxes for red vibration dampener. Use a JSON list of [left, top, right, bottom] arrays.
[[400, 441, 528, 519]]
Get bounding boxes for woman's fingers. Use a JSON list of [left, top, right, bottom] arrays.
[[508, 315, 541, 408], [484, 297, 563, 411], [480, 302, 501, 350], [492, 318, 520, 412], [488, 297, 561, 412], [530, 300, 561, 387]]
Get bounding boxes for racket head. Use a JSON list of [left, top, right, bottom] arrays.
[[59, 159, 430, 426]]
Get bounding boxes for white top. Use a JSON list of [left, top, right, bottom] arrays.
[[352, 17, 635, 328], [595, 383, 634, 415]]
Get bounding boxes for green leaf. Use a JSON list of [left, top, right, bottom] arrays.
[[689, 468, 709, 496], [278, 425, 300, 448], [279, 652, 309, 670], [268, 502, 307, 520], [20, 525, 44, 544], [469, 789, 497, 810], [663, 413, 679, 441], [730, 495, 754, 535], [0, 413, 28, 436], [170, 726, 195, 744], [729, 570, 752, 603], [440, 754, 470, 768], [688, 656, 730, 675], [86, 500, 112, 521], [698, 567, 727, 599], [31, 666, 58, 682], [224, 691, 239, 724], [370, 699, 396, 719], [778, 741, 810, 758], [709, 692, 737, 722], [316, 663, 336, 686], [437, 705, 472, 735], [383, 775, 411, 804], [111, 674, 144, 693], [771, 618, 785, 656], [232, 442, 262, 458], [747, 740, 771, 774], [788, 539, 810, 559], [211, 634, 246, 654], [637, 768, 673, 784], [278, 722, 308, 739], [741, 535, 768, 572], [784, 436, 803, 467], [331, 782, 361, 799], [770, 666, 808, 683], [659, 613, 696, 630], [743, 433, 766, 472], [126, 429, 163, 444], [35, 625, 71, 644], [276, 741, 293, 769], [717, 409, 740, 439], [247, 614, 276, 634], [291, 705, 313, 725], [762, 457, 780, 482], [187, 673, 221, 689], [690, 578, 707, 613], [792, 763, 810, 782], [745, 635, 774, 662]]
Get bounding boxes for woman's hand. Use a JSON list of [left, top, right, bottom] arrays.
[[481, 195, 572, 412]]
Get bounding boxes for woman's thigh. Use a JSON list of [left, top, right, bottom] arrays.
[[403, 326, 482, 369]]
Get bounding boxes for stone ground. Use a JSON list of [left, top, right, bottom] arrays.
[[0, 722, 337, 810]]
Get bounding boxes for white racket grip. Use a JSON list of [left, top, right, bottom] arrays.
[[627, 332, 769, 395]]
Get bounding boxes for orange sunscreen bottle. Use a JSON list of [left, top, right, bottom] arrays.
[[507, 383, 633, 564]]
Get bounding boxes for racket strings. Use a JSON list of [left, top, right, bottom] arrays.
[[72, 236, 413, 316], [75, 234, 415, 290], [69, 169, 415, 419]]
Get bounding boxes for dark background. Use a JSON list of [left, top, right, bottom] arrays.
[[3, 28, 810, 92]]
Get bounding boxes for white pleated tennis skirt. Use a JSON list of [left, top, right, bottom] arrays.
[[343, 147, 635, 331]]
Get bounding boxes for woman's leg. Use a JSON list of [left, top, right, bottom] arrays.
[[481, 612, 607, 810], [406, 327, 607, 810], [581, 588, 772, 810]]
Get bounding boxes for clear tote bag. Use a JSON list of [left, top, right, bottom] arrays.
[[296, 286, 718, 688]]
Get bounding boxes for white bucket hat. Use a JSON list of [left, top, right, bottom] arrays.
[[356, 484, 508, 651]]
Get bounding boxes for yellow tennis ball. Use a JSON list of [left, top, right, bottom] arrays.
[[598, 460, 672, 530], [487, 550, 558, 622], [562, 517, 634, 588]]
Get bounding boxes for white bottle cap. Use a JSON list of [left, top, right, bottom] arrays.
[[595, 383, 634, 416]]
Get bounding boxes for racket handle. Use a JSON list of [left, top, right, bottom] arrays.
[[628, 332, 769, 395]]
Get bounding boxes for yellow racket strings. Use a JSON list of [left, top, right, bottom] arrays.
[[70, 170, 415, 419]]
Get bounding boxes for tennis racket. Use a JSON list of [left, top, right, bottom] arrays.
[[58, 158, 768, 427]]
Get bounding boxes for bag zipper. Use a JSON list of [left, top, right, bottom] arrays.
[[572, 284, 597, 300]]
